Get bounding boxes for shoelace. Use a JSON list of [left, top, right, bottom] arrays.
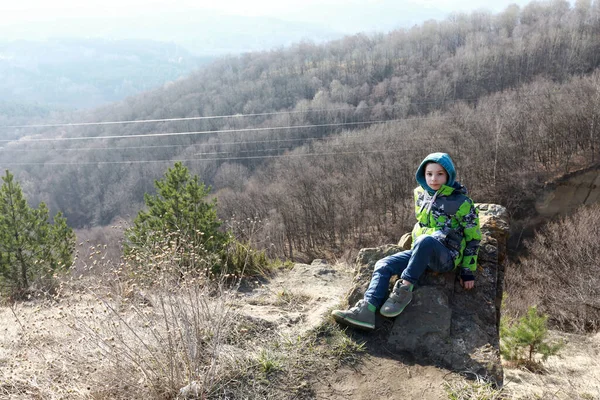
[[351, 300, 365, 313], [393, 284, 410, 296]]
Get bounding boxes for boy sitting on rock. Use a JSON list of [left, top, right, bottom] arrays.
[[332, 152, 481, 330]]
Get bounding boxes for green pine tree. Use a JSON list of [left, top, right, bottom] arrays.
[[124, 162, 229, 274], [0, 170, 75, 298], [500, 306, 564, 369]]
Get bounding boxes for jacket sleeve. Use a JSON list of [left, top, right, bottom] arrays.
[[458, 198, 481, 274]]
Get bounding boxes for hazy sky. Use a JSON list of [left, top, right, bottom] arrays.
[[2, 0, 559, 32], [1, 0, 539, 18]]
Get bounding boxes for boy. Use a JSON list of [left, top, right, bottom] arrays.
[[332, 152, 481, 330]]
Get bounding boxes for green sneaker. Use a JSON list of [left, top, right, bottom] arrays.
[[331, 300, 376, 330], [380, 281, 413, 318]]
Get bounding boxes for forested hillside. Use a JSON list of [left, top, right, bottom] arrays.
[[0, 101, 60, 135], [2, 0, 600, 259]]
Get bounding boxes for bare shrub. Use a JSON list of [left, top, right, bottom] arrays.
[[42, 238, 354, 399], [72, 220, 127, 276], [63, 264, 236, 398], [504, 204, 600, 332]]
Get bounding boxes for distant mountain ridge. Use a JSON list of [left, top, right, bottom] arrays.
[[0, 38, 213, 109], [0, 12, 344, 57]]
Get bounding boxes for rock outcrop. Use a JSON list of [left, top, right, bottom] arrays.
[[536, 164, 600, 218], [345, 203, 509, 386]]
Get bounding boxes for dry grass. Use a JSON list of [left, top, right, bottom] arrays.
[[247, 288, 313, 312], [444, 376, 505, 400], [3, 238, 600, 399], [0, 242, 364, 399]]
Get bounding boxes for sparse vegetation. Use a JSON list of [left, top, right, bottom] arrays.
[[256, 349, 282, 375], [223, 239, 271, 277], [1, 228, 365, 399], [273, 289, 312, 308], [444, 377, 505, 400], [500, 306, 564, 372], [326, 330, 366, 365]]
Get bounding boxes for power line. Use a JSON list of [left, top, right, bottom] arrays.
[[0, 137, 448, 162], [3, 109, 346, 129], [0, 90, 562, 130], [0, 149, 419, 166], [0, 117, 445, 143], [0, 105, 523, 162], [0, 132, 447, 153], [0, 136, 331, 152], [0, 140, 522, 168], [0, 103, 534, 165]]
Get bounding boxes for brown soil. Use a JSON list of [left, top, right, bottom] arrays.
[[250, 261, 452, 399], [313, 355, 449, 400], [1, 260, 599, 399]]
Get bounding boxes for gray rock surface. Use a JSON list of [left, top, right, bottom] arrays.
[[344, 203, 509, 385]]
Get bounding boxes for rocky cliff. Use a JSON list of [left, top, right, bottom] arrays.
[[536, 164, 600, 217]]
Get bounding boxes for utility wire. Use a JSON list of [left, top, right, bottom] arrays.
[[0, 149, 416, 166], [0, 133, 449, 153], [0, 135, 342, 152], [0, 117, 444, 143], [0, 90, 562, 130], [0, 141, 522, 167]]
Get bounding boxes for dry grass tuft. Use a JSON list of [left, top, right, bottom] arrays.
[[444, 376, 505, 400]]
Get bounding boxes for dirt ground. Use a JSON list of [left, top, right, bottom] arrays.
[[1, 259, 599, 399], [313, 355, 450, 400], [235, 260, 451, 399], [236, 259, 356, 336], [250, 260, 600, 400]]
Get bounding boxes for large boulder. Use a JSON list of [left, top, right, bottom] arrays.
[[345, 204, 509, 386]]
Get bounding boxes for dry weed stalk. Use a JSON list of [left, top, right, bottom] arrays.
[[55, 238, 239, 399]]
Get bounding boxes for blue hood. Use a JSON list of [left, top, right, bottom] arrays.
[[415, 152, 457, 194]]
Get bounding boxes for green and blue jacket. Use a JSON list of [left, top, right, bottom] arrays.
[[411, 153, 481, 280]]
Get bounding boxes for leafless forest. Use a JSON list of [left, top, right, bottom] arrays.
[[2, 0, 600, 260]]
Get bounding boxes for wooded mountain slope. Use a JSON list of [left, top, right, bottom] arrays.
[[2, 0, 600, 258]]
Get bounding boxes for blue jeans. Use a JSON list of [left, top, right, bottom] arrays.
[[364, 235, 455, 308]]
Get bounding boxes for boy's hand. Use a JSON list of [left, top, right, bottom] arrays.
[[460, 278, 475, 290]]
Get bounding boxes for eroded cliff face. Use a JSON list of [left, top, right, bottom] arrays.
[[346, 204, 509, 386], [536, 166, 600, 217]]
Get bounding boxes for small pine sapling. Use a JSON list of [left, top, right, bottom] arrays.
[[500, 306, 563, 371]]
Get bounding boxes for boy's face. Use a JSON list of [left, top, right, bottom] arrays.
[[425, 162, 448, 191]]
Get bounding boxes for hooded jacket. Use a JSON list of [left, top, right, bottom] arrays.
[[411, 153, 481, 279]]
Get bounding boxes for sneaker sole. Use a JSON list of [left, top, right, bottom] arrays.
[[331, 311, 375, 330], [379, 300, 411, 318]]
